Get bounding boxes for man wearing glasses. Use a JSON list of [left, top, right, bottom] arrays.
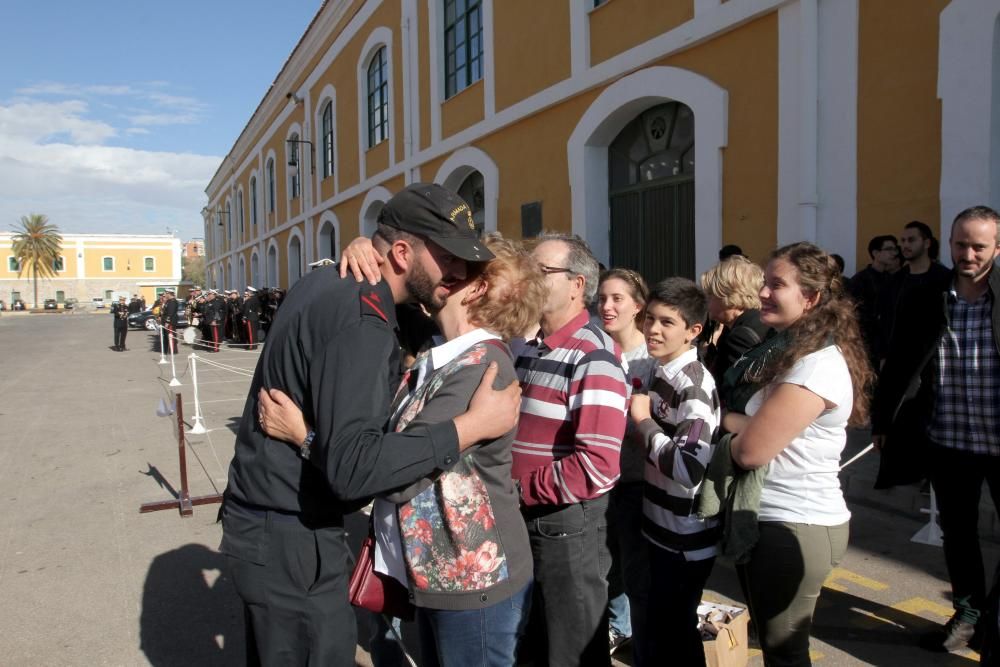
[[514, 233, 629, 667], [849, 234, 900, 371]]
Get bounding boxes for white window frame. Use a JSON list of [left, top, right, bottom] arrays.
[[102, 256, 115, 272], [143, 256, 155, 272]]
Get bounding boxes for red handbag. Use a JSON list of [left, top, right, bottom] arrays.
[[348, 527, 415, 621]]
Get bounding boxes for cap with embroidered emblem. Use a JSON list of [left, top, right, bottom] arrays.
[[378, 183, 494, 262]]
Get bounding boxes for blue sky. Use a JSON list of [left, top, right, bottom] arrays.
[[0, 1, 322, 241]]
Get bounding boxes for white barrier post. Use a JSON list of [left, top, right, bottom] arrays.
[[169, 335, 182, 388], [157, 323, 168, 365], [187, 353, 207, 434], [911, 487, 944, 547]]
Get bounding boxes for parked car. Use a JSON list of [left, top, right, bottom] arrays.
[[92, 297, 105, 309], [64, 298, 78, 310], [129, 300, 189, 330], [43, 299, 58, 310]]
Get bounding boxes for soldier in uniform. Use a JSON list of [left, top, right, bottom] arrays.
[[160, 289, 179, 354], [221, 183, 519, 665], [242, 287, 261, 350], [111, 295, 129, 351], [127, 294, 142, 316], [227, 290, 243, 343], [201, 290, 224, 352]]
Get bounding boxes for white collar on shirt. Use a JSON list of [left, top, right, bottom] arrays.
[[418, 327, 500, 387], [654, 345, 698, 382]]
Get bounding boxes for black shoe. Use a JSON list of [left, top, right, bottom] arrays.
[[121, 347, 128, 352], [920, 614, 977, 653]]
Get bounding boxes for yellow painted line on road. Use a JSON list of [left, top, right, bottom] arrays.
[[891, 597, 954, 620], [823, 567, 889, 592]]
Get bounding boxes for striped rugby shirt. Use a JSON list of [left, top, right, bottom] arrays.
[[634, 346, 721, 561], [512, 310, 628, 506]]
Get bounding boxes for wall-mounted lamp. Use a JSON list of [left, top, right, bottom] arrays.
[[203, 207, 231, 227], [286, 138, 315, 174]]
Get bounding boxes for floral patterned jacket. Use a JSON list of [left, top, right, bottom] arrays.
[[386, 337, 532, 610]]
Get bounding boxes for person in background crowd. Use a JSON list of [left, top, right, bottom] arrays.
[[111, 295, 129, 351], [261, 234, 548, 667], [699, 256, 771, 393], [724, 242, 873, 666], [830, 254, 845, 275], [873, 206, 1000, 654], [884, 221, 952, 341], [128, 294, 142, 316], [222, 183, 522, 665], [719, 244, 745, 261], [629, 277, 721, 667], [159, 289, 179, 354], [596, 268, 656, 659], [242, 287, 261, 350], [848, 235, 899, 372]]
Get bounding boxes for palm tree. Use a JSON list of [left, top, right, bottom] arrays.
[[11, 214, 63, 308]]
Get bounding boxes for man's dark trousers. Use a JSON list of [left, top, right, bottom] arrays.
[[521, 493, 611, 667], [222, 501, 355, 666], [114, 320, 127, 350], [930, 444, 1000, 618]]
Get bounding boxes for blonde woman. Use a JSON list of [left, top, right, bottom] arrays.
[[700, 255, 771, 389]]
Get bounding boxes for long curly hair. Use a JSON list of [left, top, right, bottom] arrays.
[[752, 242, 874, 425]]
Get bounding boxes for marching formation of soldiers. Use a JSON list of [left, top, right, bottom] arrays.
[[180, 285, 284, 352]]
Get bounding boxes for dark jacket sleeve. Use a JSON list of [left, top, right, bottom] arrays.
[[307, 319, 461, 502]]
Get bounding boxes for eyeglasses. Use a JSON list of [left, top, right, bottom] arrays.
[[540, 265, 574, 275]]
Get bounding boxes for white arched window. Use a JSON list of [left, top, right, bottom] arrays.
[[367, 47, 389, 148], [322, 100, 335, 178], [266, 243, 278, 287], [250, 251, 260, 287], [237, 187, 245, 239], [249, 175, 259, 231], [288, 231, 303, 285], [266, 157, 276, 214], [317, 212, 340, 261]]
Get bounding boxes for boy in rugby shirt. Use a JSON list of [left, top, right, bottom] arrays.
[[628, 277, 721, 667]]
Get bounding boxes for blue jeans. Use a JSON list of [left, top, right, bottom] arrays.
[[607, 482, 647, 648], [416, 580, 532, 667]]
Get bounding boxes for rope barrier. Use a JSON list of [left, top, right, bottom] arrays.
[[152, 320, 265, 352], [193, 353, 255, 378]]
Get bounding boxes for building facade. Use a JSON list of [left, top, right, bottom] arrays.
[[0, 233, 182, 306], [184, 239, 206, 259], [204, 0, 1000, 290]]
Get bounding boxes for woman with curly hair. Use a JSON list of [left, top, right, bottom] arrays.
[[259, 234, 548, 666], [722, 242, 874, 666]]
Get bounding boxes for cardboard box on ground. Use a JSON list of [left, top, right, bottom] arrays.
[[699, 601, 750, 667]]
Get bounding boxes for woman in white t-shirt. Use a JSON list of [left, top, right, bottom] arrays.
[[723, 242, 874, 667]]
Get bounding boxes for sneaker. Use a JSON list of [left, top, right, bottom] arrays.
[[609, 629, 631, 656], [920, 614, 977, 653]]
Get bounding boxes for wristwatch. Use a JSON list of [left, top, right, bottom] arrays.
[[299, 429, 316, 461]]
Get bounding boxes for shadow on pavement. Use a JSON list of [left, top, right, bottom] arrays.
[[140, 543, 244, 666], [812, 587, 980, 665]]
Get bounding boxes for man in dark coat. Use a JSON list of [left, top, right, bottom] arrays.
[[873, 206, 1000, 653], [221, 183, 518, 665], [111, 296, 129, 351]]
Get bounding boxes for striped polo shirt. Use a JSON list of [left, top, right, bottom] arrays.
[[635, 346, 721, 561], [512, 310, 628, 506]]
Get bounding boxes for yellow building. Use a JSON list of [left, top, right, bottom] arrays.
[[0, 233, 182, 306], [204, 0, 1000, 288]]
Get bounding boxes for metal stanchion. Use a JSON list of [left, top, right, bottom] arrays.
[[157, 322, 168, 365], [168, 334, 181, 387], [187, 354, 207, 435], [911, 487, 944, 547]]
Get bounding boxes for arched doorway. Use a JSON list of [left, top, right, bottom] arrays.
[[608, 102, 695, 281], [318, 219, 338, 260], [457, 170, 486, 235], [288, 235, 303, 285], [266, 245, 278, 287], [250, 253, 260, 287]]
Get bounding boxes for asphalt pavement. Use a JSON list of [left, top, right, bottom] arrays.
[[0, 311, 994, 666]]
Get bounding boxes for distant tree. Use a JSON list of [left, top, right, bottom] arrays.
[[183, 255, 205, 285], [11, 214, 62, 308]]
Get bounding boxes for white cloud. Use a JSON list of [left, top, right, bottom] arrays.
[[0, 100, 117, 144], [128, 112, 200, 127], [0, 98, 220, 239]]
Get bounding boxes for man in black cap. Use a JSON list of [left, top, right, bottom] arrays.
[[111, 296, 129, 351], [242, 287, 261, 350], [221, 183, 520, 665], [159, 289, 179, 354]]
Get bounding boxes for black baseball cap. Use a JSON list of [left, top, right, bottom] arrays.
[[378, 183, 493, 262]]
